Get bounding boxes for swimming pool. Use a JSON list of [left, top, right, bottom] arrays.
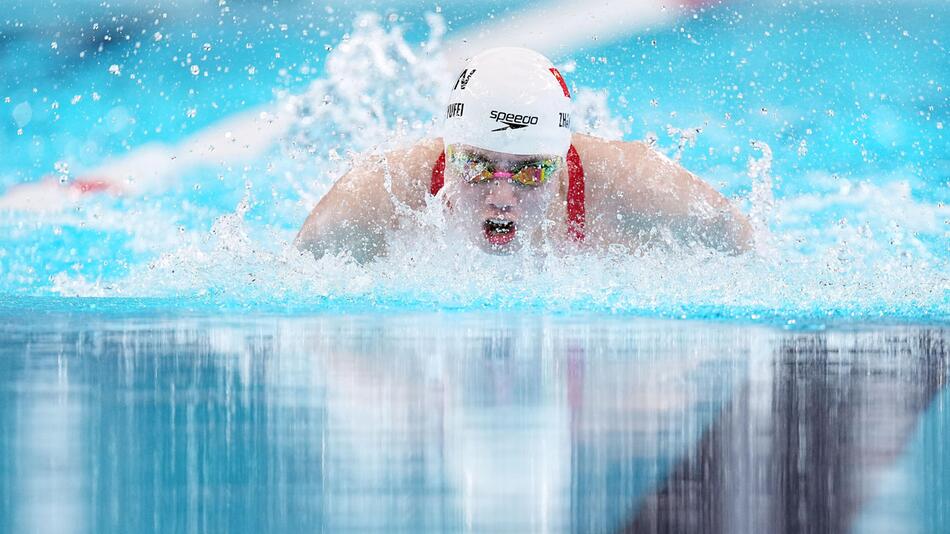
[[0, 0, 945, 321], [0, 0, 948, 531], [0, 312, 946, 532]]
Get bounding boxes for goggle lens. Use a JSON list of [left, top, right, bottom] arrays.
[[448, 149, 561, 188]]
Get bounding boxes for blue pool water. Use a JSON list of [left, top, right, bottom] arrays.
[[0, 0, 948, 532], [0, 0, 945, 320], [0, 312, 947, 533]]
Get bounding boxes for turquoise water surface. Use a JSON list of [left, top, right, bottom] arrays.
[[0, 0, 948, 532]]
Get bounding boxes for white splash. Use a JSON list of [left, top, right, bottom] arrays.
[[21, 12, 950, 321]]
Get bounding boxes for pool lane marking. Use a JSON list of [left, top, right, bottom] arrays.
[[0, 105, 293, 212]]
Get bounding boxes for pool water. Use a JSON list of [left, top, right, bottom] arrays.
[[0, 0, 945, 320], [0, 0, 948, 532], [0, 313, 946, 533]]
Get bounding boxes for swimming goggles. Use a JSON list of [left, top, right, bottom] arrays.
[[446, 147, 563, 187]]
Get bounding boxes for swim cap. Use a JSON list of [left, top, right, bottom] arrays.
[[443, 47, 572, 157]]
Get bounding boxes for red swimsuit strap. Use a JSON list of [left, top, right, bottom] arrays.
[[430, 145, 586, 242], [565, 145, 586, 242], [429, 151, 446, 196]]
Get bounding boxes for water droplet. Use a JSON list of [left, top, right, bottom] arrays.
[[153, 32, 163, 41], [797, 139, 808, 156], [186, 108, 197, 118], [50, 41, 58, 49], [108, 64, 121, 76], [202, 42, 212, 52], [190, 65, 200, 75]]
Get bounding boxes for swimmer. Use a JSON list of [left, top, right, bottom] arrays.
[[295, 47, 754, 261]]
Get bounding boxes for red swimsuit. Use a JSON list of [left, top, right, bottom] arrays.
[[429, 144, 587, 242]]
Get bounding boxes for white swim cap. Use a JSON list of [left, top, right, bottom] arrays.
[[443, 47, 573, 157]]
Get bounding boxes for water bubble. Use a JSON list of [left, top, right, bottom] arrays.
[[50, 41, 58, 49], [186, 108, 197, 118], [190, 65, 200, 75], [153, 32, 163, 41], [108, 64, 121, 76], [12, 102, 31, 127], [202, 42, 212, 52]]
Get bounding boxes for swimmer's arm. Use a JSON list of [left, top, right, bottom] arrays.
[[294, 139, 440, 262], [294, 159, 396, 263], [619, 141, 754, 253]]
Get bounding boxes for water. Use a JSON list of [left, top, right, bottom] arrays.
[[0, 0, 948, 531], [0, 1, 946, 319], [0, 312, 946, 533]]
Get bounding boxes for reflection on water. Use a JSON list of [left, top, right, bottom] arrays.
[[0, 314, 946, 533]]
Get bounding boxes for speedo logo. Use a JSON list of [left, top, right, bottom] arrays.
[[490, 110, 539, 132]]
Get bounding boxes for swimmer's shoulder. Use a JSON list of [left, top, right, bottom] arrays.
[[570, 132, 651, 168], [377, 137, 444, 210], [569, 133, 652, 203]]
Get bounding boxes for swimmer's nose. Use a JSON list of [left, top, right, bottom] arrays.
[[485, 177, 518, 210]]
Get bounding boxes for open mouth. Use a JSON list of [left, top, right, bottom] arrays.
[[483, 218, 516, 246]]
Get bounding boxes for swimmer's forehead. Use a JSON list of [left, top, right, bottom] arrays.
[[451, 144, 559, 162]]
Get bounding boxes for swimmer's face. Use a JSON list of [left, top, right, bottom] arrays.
[[444, 144, 562, 254]]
